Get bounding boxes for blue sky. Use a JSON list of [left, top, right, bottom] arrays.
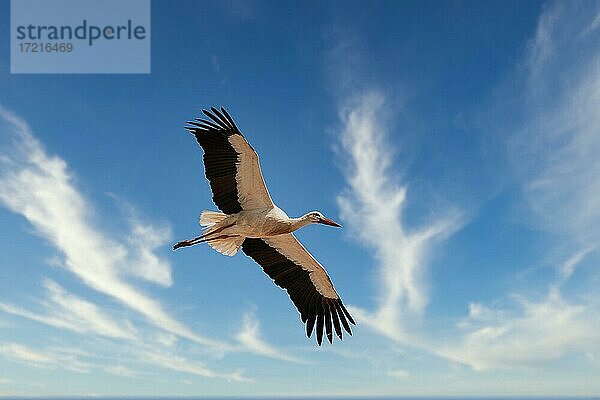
[[1, 0, 600, 396]]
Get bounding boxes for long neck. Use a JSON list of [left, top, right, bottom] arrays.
[[290, 214, 312, 231]]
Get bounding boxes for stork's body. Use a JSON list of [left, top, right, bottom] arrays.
[[174, 206, 339, 253], [174, 107, 355, 345], [207, 206, 299, 239]]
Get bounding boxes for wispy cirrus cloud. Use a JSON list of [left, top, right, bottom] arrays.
[[0, 342, 92, 373], [387, 369, 410, 379], [235, 308, 306, 364], [138, 349, 253, 382], [0, 342, 53, 365], [439, 247, 600, 370], [127, 222, 173, 287], [557, 246, 595, 281], [441, 288, 599, 370], [0, 280, 137, 340], [336, 91, 461, 341], [104, 364, 142, 378], [0, 339, 252, 382], [512, 1, 600, 245], [113, 196, 174, 287]]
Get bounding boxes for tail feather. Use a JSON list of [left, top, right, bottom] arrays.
[[199, 210, 227, 226]]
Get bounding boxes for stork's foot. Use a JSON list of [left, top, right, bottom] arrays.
[[173, 240, 191, 250]]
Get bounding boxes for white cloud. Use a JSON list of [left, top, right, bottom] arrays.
[[0, 335, 252, 385], [441, 237, 599, 370], [388, 369, 409, 379], [0, 105, 229, 350], [557, 246, 595, 281], [586, 10, 600, 35], [0, 280, 137, 340], [111, 196, 173, 287], [336, 91, 461, 341], [440, 286, 600, 370], [511, 1, 600, 245], [0, 342, 53, 365], [127, 220, 173, 286], [45, 280, 137, 339], [439, 214, 599, 370], [235, 308, 306, 364], [155, 332, 178, 347], [525, 2, 562, 82], [104, 365, 142, 378], [0, 342, 92, 373], [138, 349, 253, 383]]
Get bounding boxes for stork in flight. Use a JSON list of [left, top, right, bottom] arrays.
[[173, 107, 355, 345]]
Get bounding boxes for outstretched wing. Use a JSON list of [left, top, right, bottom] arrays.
[[241, 234, 355, 345], [185, 107, 274, 214]]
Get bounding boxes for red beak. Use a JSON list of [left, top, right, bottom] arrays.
[[319, 217, 342, 228]]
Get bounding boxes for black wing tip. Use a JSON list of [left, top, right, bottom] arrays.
[[305, 298, 356, 345], [220, 107, 236, 125], [311, 324, 341, 345], [185, 106, 242, 136], [338, 300, 356, 325]]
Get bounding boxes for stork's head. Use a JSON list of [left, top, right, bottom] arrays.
[[305, 211, 342, 228]]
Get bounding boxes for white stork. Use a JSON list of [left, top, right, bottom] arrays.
[[173, 107, 355, 345]]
